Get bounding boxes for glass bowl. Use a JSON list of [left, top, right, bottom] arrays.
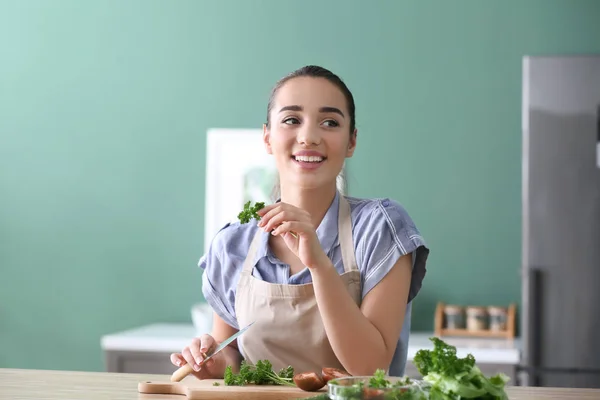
[[327, 375, 425, 399]]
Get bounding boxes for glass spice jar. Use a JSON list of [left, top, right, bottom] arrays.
[[488, 306, 508, 331], [443, 305, 465, 329], [466, 306, 488, 331]]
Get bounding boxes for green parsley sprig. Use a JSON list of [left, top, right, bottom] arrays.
[[237, 201, 297, 238], [224, 359, 296, 387], [237, 201, 265, 224]]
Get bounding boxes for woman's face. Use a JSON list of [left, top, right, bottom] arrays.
[[263, 76, 357, 192]]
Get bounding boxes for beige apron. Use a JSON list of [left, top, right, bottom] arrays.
[[234, 195, 362, 374]]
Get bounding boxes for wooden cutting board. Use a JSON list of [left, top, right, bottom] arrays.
[[138, 377, 327, 399]]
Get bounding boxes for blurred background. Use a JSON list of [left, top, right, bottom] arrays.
[[1, 0, 599, 387]]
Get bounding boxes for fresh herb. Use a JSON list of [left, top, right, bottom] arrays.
[[413, 337, 510, 399], [219, 338, 509, 400], [236, 200, 298, 238], [297, 394, 330, 400], [368, 368, 390, 388], [335, 380, 364, 400], [212, 382, 220, 386], [237, 201, 265, 224], [329, 369, 424, 400], [224, 359, 296, 387]]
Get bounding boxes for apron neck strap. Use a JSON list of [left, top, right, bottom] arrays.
[[241, 192, 358, 275], [338, 194, 358, 273], [241, 228, 263, 276]]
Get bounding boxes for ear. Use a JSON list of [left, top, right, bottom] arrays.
[[263, 123, 273, 154], [346, 129, 357, 157]]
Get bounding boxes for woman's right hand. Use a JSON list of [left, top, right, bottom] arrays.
[[170, 334, 227, 379]]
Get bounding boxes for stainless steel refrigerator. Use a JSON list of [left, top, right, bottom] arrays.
[[520, 55, 600, 388]]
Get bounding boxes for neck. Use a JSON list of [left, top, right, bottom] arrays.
[[279, 183, 337, 228]]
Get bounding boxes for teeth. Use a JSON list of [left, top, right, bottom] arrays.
[[294, 155, 323, 163]]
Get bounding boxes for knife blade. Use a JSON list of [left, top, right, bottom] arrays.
[[170, 320, 256, 382], [201, 320, 255, 365]]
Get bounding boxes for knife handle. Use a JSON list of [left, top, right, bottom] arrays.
[[170, 350, 209, 382], [171, 363, 194, 382]]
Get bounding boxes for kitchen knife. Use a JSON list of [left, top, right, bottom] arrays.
[[170, 321, 255, 382]]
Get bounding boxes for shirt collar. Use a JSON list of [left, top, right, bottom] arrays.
[[253, 191, 341, 265]]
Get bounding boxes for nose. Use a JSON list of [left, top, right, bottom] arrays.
[[296, 124, 321, 146]]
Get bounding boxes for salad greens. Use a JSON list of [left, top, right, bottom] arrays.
[[221, 337, 509, 400], [412, 337, 510, 399], [306, 338, 509, 400], [327, 369, 424, 400], [237, 201, 265, 224], [224, 359, 295, 386]]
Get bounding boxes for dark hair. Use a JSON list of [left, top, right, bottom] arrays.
[[265, 65, 356, 134]]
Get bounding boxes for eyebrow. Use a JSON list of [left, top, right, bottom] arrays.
[[278, 105, 345, 118]]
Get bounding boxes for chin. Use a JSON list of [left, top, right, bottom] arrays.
[[288, 177, 337, 192]]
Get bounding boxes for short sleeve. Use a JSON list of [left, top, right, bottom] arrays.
[[198, 224, 240, 330], [356, 198, 429, 302]]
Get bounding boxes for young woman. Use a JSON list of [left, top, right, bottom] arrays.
[[170, 65, 429, 379]]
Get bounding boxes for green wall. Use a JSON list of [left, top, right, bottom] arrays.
[[1, 0, 599, 372]]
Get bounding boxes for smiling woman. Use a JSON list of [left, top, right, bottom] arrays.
[[264, 66, 356, 199], [170, 65, 430, 381]]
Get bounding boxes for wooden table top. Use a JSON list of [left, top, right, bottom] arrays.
[[2, 368, 600, 400]]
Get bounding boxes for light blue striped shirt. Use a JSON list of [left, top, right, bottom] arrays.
[[198, 191, 429, 376]]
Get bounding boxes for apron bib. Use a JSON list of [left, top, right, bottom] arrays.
[[234, 195, 362, 373]]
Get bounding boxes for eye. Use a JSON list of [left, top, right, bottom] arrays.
[[322, 119, 339, 127], [283, 117, 300, 125]]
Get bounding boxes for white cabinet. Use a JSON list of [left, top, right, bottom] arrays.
[[101, 323, 195, 375]]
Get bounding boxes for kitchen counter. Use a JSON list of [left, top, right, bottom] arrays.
[[2, 368, 600, 400], [100, 323, 522, 383], [101, 323, 522, 364]]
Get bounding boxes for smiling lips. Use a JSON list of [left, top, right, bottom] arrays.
[[291, 151, 326, 170]]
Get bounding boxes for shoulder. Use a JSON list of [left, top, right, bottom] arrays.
[[198, 220, 257, 283], [201, 220, 259, 264], [197, 220, 260, 330], [346, 196, 422, 250], [345, 195, 429, 301]]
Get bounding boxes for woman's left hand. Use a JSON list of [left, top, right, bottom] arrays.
[[256, 203, 329, 269]]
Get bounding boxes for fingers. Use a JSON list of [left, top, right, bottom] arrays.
[[260, 209, 290, 232], [272, 221, 310, 237], [170, 333, 224, 381], [192, 334, 214, 364], [199, 334, 218, 369], [178, 334, 215, 372], [256, 203, 276, 217], [181, 344, 200, 371], [257, 204, 282, 229], [170, 353, 186, 367], [259, 205, 310, 232]]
